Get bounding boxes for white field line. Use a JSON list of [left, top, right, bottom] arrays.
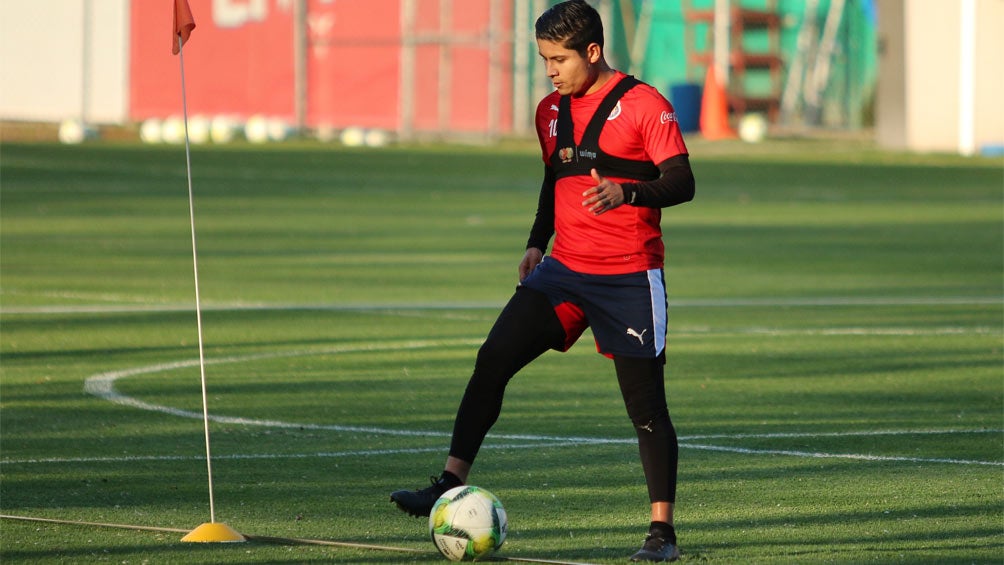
[[2, 295, 1002, 315], [684, 429, 1004, 440], [8, 429, 1000, 466], [0, 343, 982, 467], [685, 444, 1003, 467], [698, 326, 999, 336], [4, 435, 1003, 467]]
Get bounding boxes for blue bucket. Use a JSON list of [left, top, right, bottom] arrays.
[[669, 83, 702, 133]]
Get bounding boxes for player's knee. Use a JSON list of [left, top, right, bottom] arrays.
[[627, 406, 671, 434], [474, 339, 508, 372], [469, 341, 516, 391]]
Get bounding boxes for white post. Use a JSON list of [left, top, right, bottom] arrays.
[[714, 0, 730, 86], [398, 0, 417, 141], [958, 0, 976, 156], [81, 0, 91, 124], [293, 0, 307, 135], [513, 0, 531, 135], [487, 0, 502, 140], [439, 0, 452, 135], [630, 1, 654, 77], [532, 0, 549, 102]]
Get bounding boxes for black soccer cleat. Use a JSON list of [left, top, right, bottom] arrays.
[[390, 474, 458, 518], [630, 533, 681, 562]]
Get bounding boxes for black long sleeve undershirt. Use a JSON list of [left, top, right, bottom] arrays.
[[525, 154, 696, 253], [621, 154, 696, 208], [525, 166, 556, 253]]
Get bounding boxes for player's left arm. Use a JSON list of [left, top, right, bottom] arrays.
[[621, 89, 695, 208], [583, 156, 693, 215], [620, 154, 694, 208], [583, 89, 695, 215]]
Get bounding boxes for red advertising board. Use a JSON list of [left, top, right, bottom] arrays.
[[131, 0, 294, 120], [130, 0, 513, 135]]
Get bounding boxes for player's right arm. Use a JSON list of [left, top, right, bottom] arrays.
[[520, 165, 556, 281], [518, 247, 544, 282]]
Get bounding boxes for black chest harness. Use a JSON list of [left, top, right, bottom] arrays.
[[549, 75, 661, 182]]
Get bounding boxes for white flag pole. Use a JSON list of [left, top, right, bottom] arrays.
[[175, 32, 244, 544]]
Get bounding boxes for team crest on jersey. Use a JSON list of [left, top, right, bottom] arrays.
[[558, 147, 574, 163], [607, 101, 622, 120]]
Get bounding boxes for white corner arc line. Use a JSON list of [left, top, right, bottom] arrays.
[[72, 341, 1004, 468], [84, 340, 469, 438], [82, 340, 623, 445]]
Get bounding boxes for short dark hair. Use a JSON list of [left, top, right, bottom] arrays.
[[534, 0, 604, 54]]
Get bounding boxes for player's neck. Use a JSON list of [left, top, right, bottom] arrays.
[[580, 64, 617, 97]]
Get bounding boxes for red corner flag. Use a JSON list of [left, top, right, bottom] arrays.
[[172, 0, 197, 54]]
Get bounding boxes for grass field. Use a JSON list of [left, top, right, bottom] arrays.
[[1, 138, 1002, 563]]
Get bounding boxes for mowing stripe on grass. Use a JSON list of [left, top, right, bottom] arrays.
[[0, 514, 597, 564], [0, 442, 603, 465], [0, 514, 427, 555], [2, 294, 1002, 315]]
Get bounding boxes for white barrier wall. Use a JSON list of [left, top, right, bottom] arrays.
[[0, 0, 129, 124], [877, 0, 1004, 154]]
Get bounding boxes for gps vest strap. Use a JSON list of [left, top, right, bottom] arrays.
[[550, 75, 661, 181]]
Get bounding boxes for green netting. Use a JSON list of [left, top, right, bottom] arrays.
[[527, 0, 878, 128]]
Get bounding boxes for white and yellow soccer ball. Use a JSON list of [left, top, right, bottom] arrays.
[[429, 485, 507, 561]]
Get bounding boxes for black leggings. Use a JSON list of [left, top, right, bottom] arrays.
[[613, 355, 679, 504], [448, 286, 679, 503]]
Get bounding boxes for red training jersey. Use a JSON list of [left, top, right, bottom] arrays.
[[534, 71, 688, 275]]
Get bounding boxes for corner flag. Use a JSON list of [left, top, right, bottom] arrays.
[[169, 0, 244, 543], [173, 0, 196, 54]]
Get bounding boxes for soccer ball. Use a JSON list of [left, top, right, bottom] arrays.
[[429, 485, 507, 561], [339, 126, 365, 147], [738, 112, 768, 143]]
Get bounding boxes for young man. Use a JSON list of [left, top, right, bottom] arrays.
[[391, 1, 694, 561]]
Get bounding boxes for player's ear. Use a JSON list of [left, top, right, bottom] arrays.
[[586, 42, 603, 64]]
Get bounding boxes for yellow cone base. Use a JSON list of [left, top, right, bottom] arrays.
[[181, 522, 246, 543]]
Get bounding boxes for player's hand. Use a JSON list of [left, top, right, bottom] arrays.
[[582, 168, 624, 215], [518, 247, 543, 282]]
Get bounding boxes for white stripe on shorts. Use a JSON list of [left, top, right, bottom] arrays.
[[647, 269, 667, 355]]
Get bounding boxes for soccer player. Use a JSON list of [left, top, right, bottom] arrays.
[[390, 0, 695, 561]]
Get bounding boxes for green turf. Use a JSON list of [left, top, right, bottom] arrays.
[[1, 139, 1001, 563]]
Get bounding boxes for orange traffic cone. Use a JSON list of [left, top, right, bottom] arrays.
[[699, 66, 737, 140]]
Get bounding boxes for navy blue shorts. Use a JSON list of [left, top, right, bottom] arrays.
[[521, 257, 667, 358]]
